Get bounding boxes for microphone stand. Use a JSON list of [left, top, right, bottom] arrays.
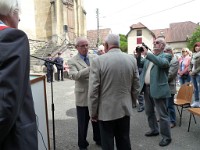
[[30, 55, 59, 150]]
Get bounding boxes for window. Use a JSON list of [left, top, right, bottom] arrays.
[[137, 30, 142, 36], [137, 38, 142, 44]]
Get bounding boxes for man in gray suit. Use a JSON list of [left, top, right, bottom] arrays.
[[67, 37, 101, 150], [140, 38, 172, 147], [88, 34, 140, 150], [164, 46, 179, 128]]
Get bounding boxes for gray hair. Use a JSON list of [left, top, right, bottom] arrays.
[[105, 34, 120, 47], [164, 45, 172, 51], [0, 0, 20, 16], [157, 37, 166, 48], [75, 36, 88, 46]]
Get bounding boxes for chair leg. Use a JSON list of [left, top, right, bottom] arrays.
[[176, 105, 181, 116], [192, 114, 197, 124], [187, 113, 192, 132], [179, 106, 183, 127]]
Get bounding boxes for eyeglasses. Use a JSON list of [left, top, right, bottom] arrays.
[[154, 41, 160, 44], [164, 49, 172, 52], [78, 44, 88, 48], [182, 51, 186, 53]]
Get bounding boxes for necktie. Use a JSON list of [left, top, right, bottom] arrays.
[[84, 57, 90, 66]]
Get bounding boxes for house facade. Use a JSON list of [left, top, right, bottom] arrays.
[[127, 21, 199, 54], [87, 28, 112, 49]]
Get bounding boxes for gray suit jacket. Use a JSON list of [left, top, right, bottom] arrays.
[[88, 48, 140, 121], [0, 28, 38, 150], [140, 52, 172, 99], [67, 53, 96, 106], [168, 57, 179, 94]]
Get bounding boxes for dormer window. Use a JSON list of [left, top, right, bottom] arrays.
[[137, 30, 142, 36]]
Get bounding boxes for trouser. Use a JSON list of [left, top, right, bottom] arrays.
[[144, 85, 171, 140], [166, 94, 176, 124], [57, 69, 63, 80], [99, 116, 131, 150], [76, 106, 101, 148]]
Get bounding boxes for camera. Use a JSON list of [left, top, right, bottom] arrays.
[[135, 42, 149, 53]]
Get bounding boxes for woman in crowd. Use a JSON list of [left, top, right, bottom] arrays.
[[178, 48, 191, 85], [189, 42, 200, 107]]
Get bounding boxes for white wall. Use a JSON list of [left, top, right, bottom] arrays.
[[18, 0, 36, 39], [127, 29, 154, 54]]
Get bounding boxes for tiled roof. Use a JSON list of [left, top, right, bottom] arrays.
[[128, 22, 155, 37], [151, 21, 198, 43], [87, 28, 112, 48], [130, 22, 147, 29]]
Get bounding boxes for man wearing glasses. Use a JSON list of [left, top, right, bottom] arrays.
[[67, 37, 101, 150], [139, 38, 172, 147]]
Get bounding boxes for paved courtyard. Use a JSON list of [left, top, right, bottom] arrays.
[[45, 78, 200, 150]]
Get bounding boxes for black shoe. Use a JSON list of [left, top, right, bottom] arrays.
[[170, 123, 176, 128], [95, 141, 101, 146], [79, 148, 88, 150], [159, 138, 171, 147], [137, 107, 144, 112], [145, 131, 159, 137]]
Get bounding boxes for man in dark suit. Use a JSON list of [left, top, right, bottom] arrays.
[[88, 34, 140, 150], [0, 0, 38, 149], [44, 53, 54, 82], [140, 38, 172, 147], [67, 37, 101, 150], [54, 52, 64, 81]]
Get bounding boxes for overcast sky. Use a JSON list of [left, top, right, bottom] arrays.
[[84, 0, 199, 34]]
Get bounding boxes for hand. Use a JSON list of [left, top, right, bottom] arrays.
[[91, 116, 98, 122], [141, 46, 148, 56]]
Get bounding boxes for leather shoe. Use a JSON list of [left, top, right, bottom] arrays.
[[145, 131, 159, 137], [137, 107, 144, 112], [159, 138, 171, 147], [95, 141, 101, 146], [79, 148, 88, 150], [170, 123, 176, 128]]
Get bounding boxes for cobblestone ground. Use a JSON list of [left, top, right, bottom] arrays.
[[45, 78, 200, 150]]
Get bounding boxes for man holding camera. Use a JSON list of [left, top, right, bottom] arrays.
[[139, 38, 172, 147]]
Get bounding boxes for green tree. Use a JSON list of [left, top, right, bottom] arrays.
[[187, 26, 200, 51], [119, 34, 127, 53]]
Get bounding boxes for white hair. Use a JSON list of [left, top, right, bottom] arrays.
[[75, 36, 88, 46], [98, 45, 104, 51], [0, 0, 20, 16], [105, 33, 120, 47]]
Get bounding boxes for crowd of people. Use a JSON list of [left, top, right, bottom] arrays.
[[1, 0, 199, 149], [67, 34, 200, 150]]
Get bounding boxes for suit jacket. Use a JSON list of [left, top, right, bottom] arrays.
[[168, 57, 179, 94], [88, 48, 140, 121], [140, 52, 172, 99], [0, 28, 38, 150], [67, 53, 96, 106]]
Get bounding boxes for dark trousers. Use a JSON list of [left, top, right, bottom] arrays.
[[99, 116, 131, 150], [76, 106, 101, 148], [46, 69, 53, 82], [57, 68, 63, 80], [144, 85, 171, 140]]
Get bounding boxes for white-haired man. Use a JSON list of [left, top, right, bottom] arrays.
[[67, 37, 101, 150], [0, 0, 38, 149], [89, 33, 140, 150]]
